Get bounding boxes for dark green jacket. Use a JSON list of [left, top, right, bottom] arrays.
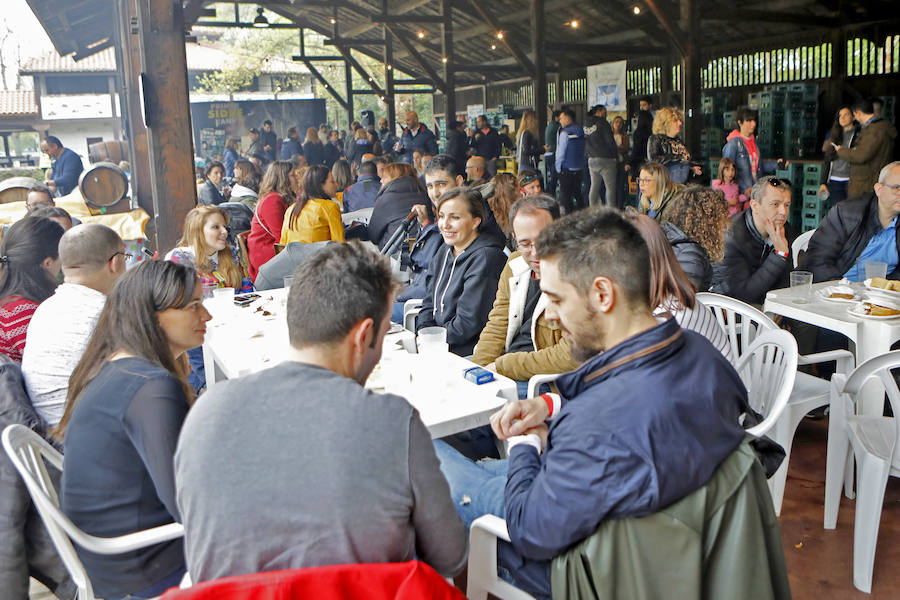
[[552, 439, 791, 600]]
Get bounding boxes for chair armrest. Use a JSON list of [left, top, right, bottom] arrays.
[[799, 349, 854, 374], [527, 373, 561, 399], [471, 514, 511, 542], [71, 522, 185, 555], [403, 299, 423, 332]]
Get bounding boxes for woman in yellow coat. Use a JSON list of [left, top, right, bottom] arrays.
[[280, 164, 345, 244]]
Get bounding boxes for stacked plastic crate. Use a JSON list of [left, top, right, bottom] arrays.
[[775, 162, 803, 230], [784, 83, 819, 158], [799, 163, 828, 232], [756, 89, 786, 159], [701, 92, 730, 160]]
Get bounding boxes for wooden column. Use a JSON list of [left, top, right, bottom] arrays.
[[824, 27, 846, 116], [660, 53, 673, 107], [382, 17, 396, 132], [531, 0, 547, 135], [115, 0, 153, 218], [441, 0, 456, 124], [680, 0, 701, 159], [345, 57, 355, 126], [134, 0, 196, 252]]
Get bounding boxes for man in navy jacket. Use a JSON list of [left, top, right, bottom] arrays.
[[434, 207, 750, 599], [396, 111, 438, 164], [42, 136, 84, 196]]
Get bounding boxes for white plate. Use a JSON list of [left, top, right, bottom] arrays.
[[864, 279, 900, 299], [816, 287, 858, 303], [847, 302, 900, 320]]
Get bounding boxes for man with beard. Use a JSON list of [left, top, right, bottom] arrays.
[[433, 207, 750, 599]]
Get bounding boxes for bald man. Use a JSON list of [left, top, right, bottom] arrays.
[[466, 156, 488, 185], [22, 223, 125, 425], [396, 111, 438, 165]]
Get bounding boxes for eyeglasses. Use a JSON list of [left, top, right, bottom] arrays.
[[637, 177, 653, 184], [516, 240, 536, 250], [108, 251, 133, 261]]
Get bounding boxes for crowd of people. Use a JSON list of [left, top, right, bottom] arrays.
[[0, 93, 898, 599]]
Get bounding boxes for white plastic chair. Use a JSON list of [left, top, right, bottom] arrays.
[[792, 228, 816, 268], [824, 351, 900, 593], [697, 292, 855, 514], [2, 424, 185, 600], [467, 514, 537, 600], [402, 298, 423, 332], [735, 329, 798, 438], [526, 373, 561, 398]]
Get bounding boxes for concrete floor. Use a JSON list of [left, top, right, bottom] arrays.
[[779, 417, 900, 599]]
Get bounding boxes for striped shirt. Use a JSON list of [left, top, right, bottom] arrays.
[[655, 297, 734, 362], [0, 296, 40, 363]]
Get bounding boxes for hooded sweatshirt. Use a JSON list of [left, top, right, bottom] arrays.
[[416, 233, 507, 356]]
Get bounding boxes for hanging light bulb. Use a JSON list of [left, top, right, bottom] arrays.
[[491, 44, 496, 50], [569, 20, 579, 28], [442, 56, 448, 63], [329, 17, 336, 24], [417, 31, 425, 39], [252, 7, 269, 28], [633, 5, 641, 14], [496, 31, 504, 39]]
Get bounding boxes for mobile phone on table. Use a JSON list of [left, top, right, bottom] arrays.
[[234, 293, 260, 307]]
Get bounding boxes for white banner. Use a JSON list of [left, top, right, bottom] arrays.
[[586, 60, 627, 112]]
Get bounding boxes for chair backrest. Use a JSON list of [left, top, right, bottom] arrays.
[[2, 424, 94, 599], [734, 330, 798, 438], [792, 228, 816, 268], [695, 293, 778, 364], [836, 350, 900, 467]]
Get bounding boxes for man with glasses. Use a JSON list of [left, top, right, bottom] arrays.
[[715, 176, 796, 304], [472, 195, 578, 398], [22, 224, 125, 426], [805, 161, 900, 282]]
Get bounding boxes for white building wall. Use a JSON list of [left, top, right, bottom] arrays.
[[43, 120, 120, 164]]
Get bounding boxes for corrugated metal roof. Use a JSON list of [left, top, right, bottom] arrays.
[[21, 44, 309, 75], [0, 90, 39, 117]]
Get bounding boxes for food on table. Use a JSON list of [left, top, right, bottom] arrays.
[[862, 302, 900, 317], [869, 277, 900, 292], [829, 293, 855, 299]]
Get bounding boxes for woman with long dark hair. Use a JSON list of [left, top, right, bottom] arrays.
[[198, 161, 228, 206], [625, 213, 732, 360], [247, 160, 301, 279], [515, 110, 542, 171], [302, 127, 326, 166], [0, 216, 64, 361], [280, 164, 344, 244], [55, 260, 211, 600], [820, 105, 858, 204]]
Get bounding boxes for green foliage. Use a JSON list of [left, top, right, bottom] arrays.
[[0, 168, 44, 182]]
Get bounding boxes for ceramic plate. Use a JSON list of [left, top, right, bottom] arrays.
[[847, 302, 900, 320]]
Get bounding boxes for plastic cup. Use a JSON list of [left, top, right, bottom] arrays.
[[790, 271, 813, 304], [417, 327, 448, 353], [283, 276, 294, 289], [865, 261, 888, 281], [212, 287, 235, 302]]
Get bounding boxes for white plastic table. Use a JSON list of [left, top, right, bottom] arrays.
[[764, 281, 900, 415], [201, 288, 517, 438]]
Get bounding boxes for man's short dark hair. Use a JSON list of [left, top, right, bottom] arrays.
[[509, 194, 560, 224], [263, 119, 272, 126], [286, 241, 398, 347], [561, 108, 575, 120], [551, 110, 562, 119], [44, 135, 62, 148], [639, 95, 652, 105], [29, 205, 71, 225], [425, 154, 459, 177], [371, 155, 391, 165], [851, 99, 875, 115], [735, 107, 758, 124], [536, 207, 650, 309], [358, 161, 377, 176], [27, 183, 53, 200]]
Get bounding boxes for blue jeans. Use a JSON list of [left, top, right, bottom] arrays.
[[186, 346, 205, 393], [827, 179, 849, 203], [433, 441, 552, 599], [666, 162, 691, 184], [105, 566, 187, 600]]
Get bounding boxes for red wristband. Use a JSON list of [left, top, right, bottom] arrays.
[[540, 393, 554, 418]]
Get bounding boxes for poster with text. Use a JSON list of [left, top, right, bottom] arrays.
[[586, 60, 627, 112]]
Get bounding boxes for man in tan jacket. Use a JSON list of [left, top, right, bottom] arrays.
[[473, 195, 578, 396]]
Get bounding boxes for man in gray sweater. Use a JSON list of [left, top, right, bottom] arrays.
[[174, 242, 468, 583]]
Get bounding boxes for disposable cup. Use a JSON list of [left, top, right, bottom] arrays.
[[790, 271, 813, 304]]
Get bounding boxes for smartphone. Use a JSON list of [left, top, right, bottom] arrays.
[[234, 293, 260, 307]]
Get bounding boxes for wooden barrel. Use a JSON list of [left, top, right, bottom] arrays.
[[0, 177, 41, 204], [87, 140, 129, 165], [78, 162, 128, 212]]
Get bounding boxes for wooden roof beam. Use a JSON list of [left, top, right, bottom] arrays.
[[335, 46, 387, 97], [466, 0, 535, 76], [702, 10, 839, 28], [643, 0, 687, 58], [545, 41, 668, 57], [342, 0, 433, 37], [384, 23, 447, 92]]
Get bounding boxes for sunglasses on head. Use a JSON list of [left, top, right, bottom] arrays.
[[765, 178, 792, 188], [520, 173, 540, 184]]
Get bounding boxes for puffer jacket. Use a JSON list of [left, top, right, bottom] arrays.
[[0, 358, 75, 599], [716, 209, 796, 305], [368, 177, 429, 250], [803, 192, 900, 282], [416, 233, 507, 356], [835, 117, 898, 198], [397, 124, 439, 164], [472, 253, 577, 380], [663, 221, 713, 291]]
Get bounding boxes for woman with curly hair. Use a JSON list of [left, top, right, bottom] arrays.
[[487, 173, 519, 251], [662, 185, 730, 291], [647, 107, 702, 184]]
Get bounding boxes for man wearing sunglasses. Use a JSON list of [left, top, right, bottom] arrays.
[[716, 176, 796, 305], [805, 162, 900, 283]]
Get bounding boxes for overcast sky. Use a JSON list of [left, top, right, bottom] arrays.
[[1, 1, 56, 89]]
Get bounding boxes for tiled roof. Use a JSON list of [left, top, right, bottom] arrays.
[[0, 90, 38, 117], [21, 44, 308, 75]]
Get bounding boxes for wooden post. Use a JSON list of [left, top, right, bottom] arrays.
[[115, 0, 153, 218], [680, 0, 701, 160], [531, 0, 547, 136], [441, 0, 455, 125], [134, 0, 197, 252], [345, 57, 355, 126], [382, 15, 396, 132]]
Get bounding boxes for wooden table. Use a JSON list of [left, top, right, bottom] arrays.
[[201, 288, 516, 438]]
